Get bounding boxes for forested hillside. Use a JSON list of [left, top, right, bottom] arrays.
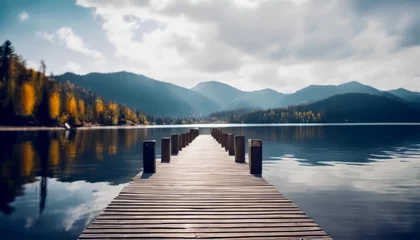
[[55, 72, 220, 117], [0, 40, 147, 127], [211, 93, 420, 123]]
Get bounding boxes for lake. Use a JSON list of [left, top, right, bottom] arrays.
[[1, 124, 420, 239]]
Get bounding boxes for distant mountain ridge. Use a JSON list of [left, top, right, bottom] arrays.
[[55, 72, 220, 117], [55, 71, 420, 119], [191, 81, 284, 110]]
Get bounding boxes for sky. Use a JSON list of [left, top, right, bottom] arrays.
[[1, 0, 420, 93]]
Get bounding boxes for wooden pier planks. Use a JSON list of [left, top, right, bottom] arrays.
[[79, 135, 331, 239]]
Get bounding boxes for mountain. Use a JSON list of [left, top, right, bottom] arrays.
[[191, 81, 244, 107], [55, 72, 220, 117], [307, 93, 420, 122], [191, 82, 284, 110], [387, 88, 420, 103], [277, 81, 399, 107]]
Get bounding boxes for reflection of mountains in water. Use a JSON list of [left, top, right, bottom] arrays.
[[223, 125, 420, 165]]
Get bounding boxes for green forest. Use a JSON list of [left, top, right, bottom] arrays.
[[0, 40, 148, 127], [210, 106, 324, 123]]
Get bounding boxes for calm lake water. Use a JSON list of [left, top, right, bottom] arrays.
[[1, 124, 420, 239]]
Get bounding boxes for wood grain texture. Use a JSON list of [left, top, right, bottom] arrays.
[[79, 135, 330, 239]]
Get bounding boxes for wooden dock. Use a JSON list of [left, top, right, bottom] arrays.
[[79, 134, 330, 239]]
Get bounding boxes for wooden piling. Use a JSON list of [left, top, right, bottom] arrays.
[[249, 139, 262, 174], [181, 133, 186, 148], [228, 134, 235, 156], [171, 134, 179, 155], [161, 137, 171, 162], [178, 134, 182, 151], [186, 132, 190, 146], [235, 136, 245, 163], [221, 131, 226, 148], [143, 140, 156, 173], [224, 133, 229, 151]]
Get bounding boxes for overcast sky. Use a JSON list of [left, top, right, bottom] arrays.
[[1, 0, 420, 93]]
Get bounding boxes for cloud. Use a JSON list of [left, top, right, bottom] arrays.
[[36, 32, 55, 43], [36, 27, 104, 61], [19, 11, 29, 22], [63, 62, 82, 73], [74, 0, 420, 92], [56, 27, 103, 60]]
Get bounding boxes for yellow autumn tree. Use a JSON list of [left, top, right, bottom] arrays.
[[65, 93, 77, 120], [20, 82, 36, 116], [106, 102, 119, 125], [95, 98, 104, 122], [49, 91, 60, 119], [78, 99, 85, 121]]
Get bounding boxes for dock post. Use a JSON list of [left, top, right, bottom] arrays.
[[171, 134, 179, 155], [222, 131, 226, 147], [235, 136, 245, 163], [181, 133, 186, 148], [224, 133, 229, 151], [249, 139, 262, 174], [195, 128, 199, 138], [186, 132, 189, 146], [189, 129, 194, 142], [143, 140, 156, 173], [178, 134, 182, 151], [161, 137, 171, 162], [228, 134, 235, 156]]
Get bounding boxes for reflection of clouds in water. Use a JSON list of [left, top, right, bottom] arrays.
[[62, 181, 125, 231], [5, 178, 125, 233], [265, 152, 420, 196], [25, 217, 33, 229], [265, 150, 420, 239]]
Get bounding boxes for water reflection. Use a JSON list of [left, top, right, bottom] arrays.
[[0, 125, 420, 240]]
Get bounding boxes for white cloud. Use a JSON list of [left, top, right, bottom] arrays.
[[56, 27, 103, 60], [19, 11, 29, 22], [73, 0, 420, 92], [63, 62, 82, 73], [36, 31, 55, 43], [36, 27, 104, 61]]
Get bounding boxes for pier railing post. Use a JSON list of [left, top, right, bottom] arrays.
[[143, 140, 156, 173], [161, 137, 171, 162], [249, 139, 262, 174], [178, 134, 182, 151], [235, 136, 245, 163], [228, 134, 235, 156], [171, 134, 179, 155], [221, 131, 226, 148], [186, 132, 190, 146], [224, 133, 229, 151], [181, 133, 186, 148], [189, 129, 194, 142]]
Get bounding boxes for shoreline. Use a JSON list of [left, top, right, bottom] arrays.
[[2, 122, 420, 131]]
